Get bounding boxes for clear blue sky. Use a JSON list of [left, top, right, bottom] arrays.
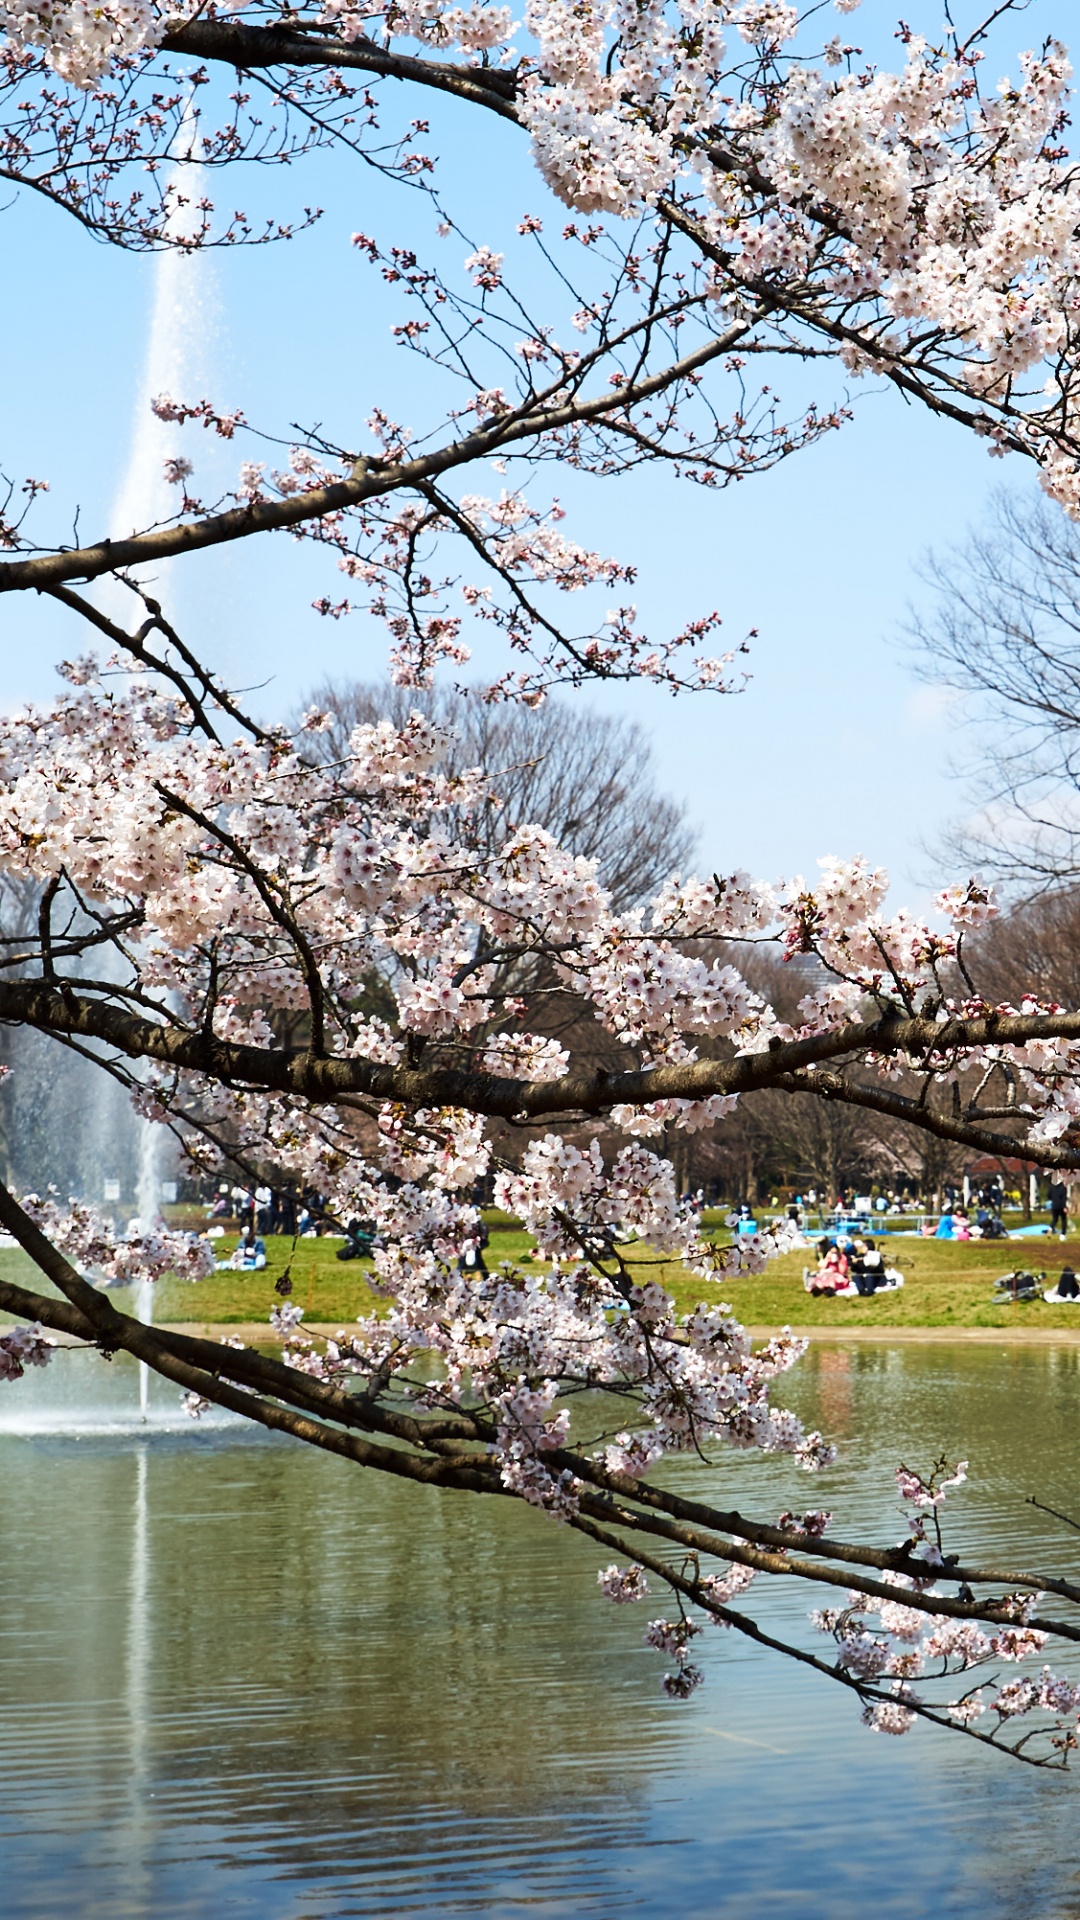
[[1, 0, 1062, 905]]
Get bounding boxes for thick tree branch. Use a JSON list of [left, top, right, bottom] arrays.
[[161, 19, 522, 119], [2, 976, 1080, 1157]]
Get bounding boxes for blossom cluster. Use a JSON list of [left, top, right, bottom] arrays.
[[0, 0, 172, 85], [812, 1570, 1080, 1740], [598, 1562, 650, 1602], [0, 1321, 55, 1380], [598, 1553, 756, 1695], [646, 1615, 705, 1697], [18, 1192, 216, 1286], [803, 1463, 1080, 1742]]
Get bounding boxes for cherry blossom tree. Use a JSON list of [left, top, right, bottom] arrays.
[[5, 0, 1080, 1759]]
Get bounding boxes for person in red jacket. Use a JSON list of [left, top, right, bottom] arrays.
[[810, 1244, 849, 1296]]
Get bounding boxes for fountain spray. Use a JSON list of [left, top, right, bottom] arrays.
[[105, 110, 219, 1424]]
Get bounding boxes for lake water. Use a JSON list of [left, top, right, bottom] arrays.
[[2, 1341, 1080, 1918]]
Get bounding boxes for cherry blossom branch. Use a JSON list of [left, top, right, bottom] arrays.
[[152, 782, 329, 1053], [568, 1514, 1072, 1767], [0, 317, 760, 592], [44, 582, 270, 744], [160, 20, 521, 120], [0, 969, 1078, 1157], [0, 1195, 1074, 1630]]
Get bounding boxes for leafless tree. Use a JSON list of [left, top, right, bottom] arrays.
[[966, 885, 1080, 1008], [302, 680, 695, 913], [912, 492, 1080, 889]]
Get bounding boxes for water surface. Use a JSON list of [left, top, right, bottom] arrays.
[[2, 1342, 1080, 1918]]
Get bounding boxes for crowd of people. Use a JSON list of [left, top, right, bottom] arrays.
[[206, 1184, 330, 1239], [177, 1169, 1080, 1303], [927, 1207, 1008, 1241]]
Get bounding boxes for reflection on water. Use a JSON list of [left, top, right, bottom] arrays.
[[3, 1344, 1080, 1918], [813, 1343, 854, 1435]]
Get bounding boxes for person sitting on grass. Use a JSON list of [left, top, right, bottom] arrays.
[[975, 1207, 1008, 1240], [850, 1238, 885, 1294], [809, 1243, 850, 1296], [1045, 1266, 1080, 1302], [227, 1227, 266, 1271], [336, 1218, 378, 1262]]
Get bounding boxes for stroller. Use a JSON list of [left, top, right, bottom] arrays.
[[992, 1269, 1046, 1303]]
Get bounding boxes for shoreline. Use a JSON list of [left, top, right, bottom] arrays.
[[24, 1319, 1080, 1350], [746, 1324, 1080, 1345]]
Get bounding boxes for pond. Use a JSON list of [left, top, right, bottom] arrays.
[[2, 1340, 1080, 1919]]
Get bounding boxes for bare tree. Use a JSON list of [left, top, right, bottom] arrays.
[[913, 492, 1080, 889], [302, 680, 695, 913], [719, 951, 893, 1200], [967, 886, 1080, 1007]]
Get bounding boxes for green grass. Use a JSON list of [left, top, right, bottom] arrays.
[[146, 1226, 1080, 1332], [145, 1227, 544, 1326], [3, 1224, 1078, 1334], [658, 1234, 1080, 1329]]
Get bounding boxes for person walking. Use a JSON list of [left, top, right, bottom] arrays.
[[1050, 1178, 1069, 1241]]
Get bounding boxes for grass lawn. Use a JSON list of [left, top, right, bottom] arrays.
[[3, 1223, 1079, 1334], [666, 1236, 1080, 1331]]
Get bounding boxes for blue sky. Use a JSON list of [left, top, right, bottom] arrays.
[[1, 0, 1061, 904]]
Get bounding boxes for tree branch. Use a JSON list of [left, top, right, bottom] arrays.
[[3, 977, 1080, 1157], [161, 19, 522, 120], [0, 321, 757, 592]]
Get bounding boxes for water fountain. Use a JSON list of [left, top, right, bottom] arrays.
[[68, 120, 220, 1432], [132, 1118, 160, 1424], [0, 130, 236, 1439], [108, 122, 219, 559]]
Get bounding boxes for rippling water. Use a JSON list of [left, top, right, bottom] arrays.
[[3, 1342, 1080, 1918]]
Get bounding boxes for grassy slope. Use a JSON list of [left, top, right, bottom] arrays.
[[3, 1224, 1078, 1333]]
